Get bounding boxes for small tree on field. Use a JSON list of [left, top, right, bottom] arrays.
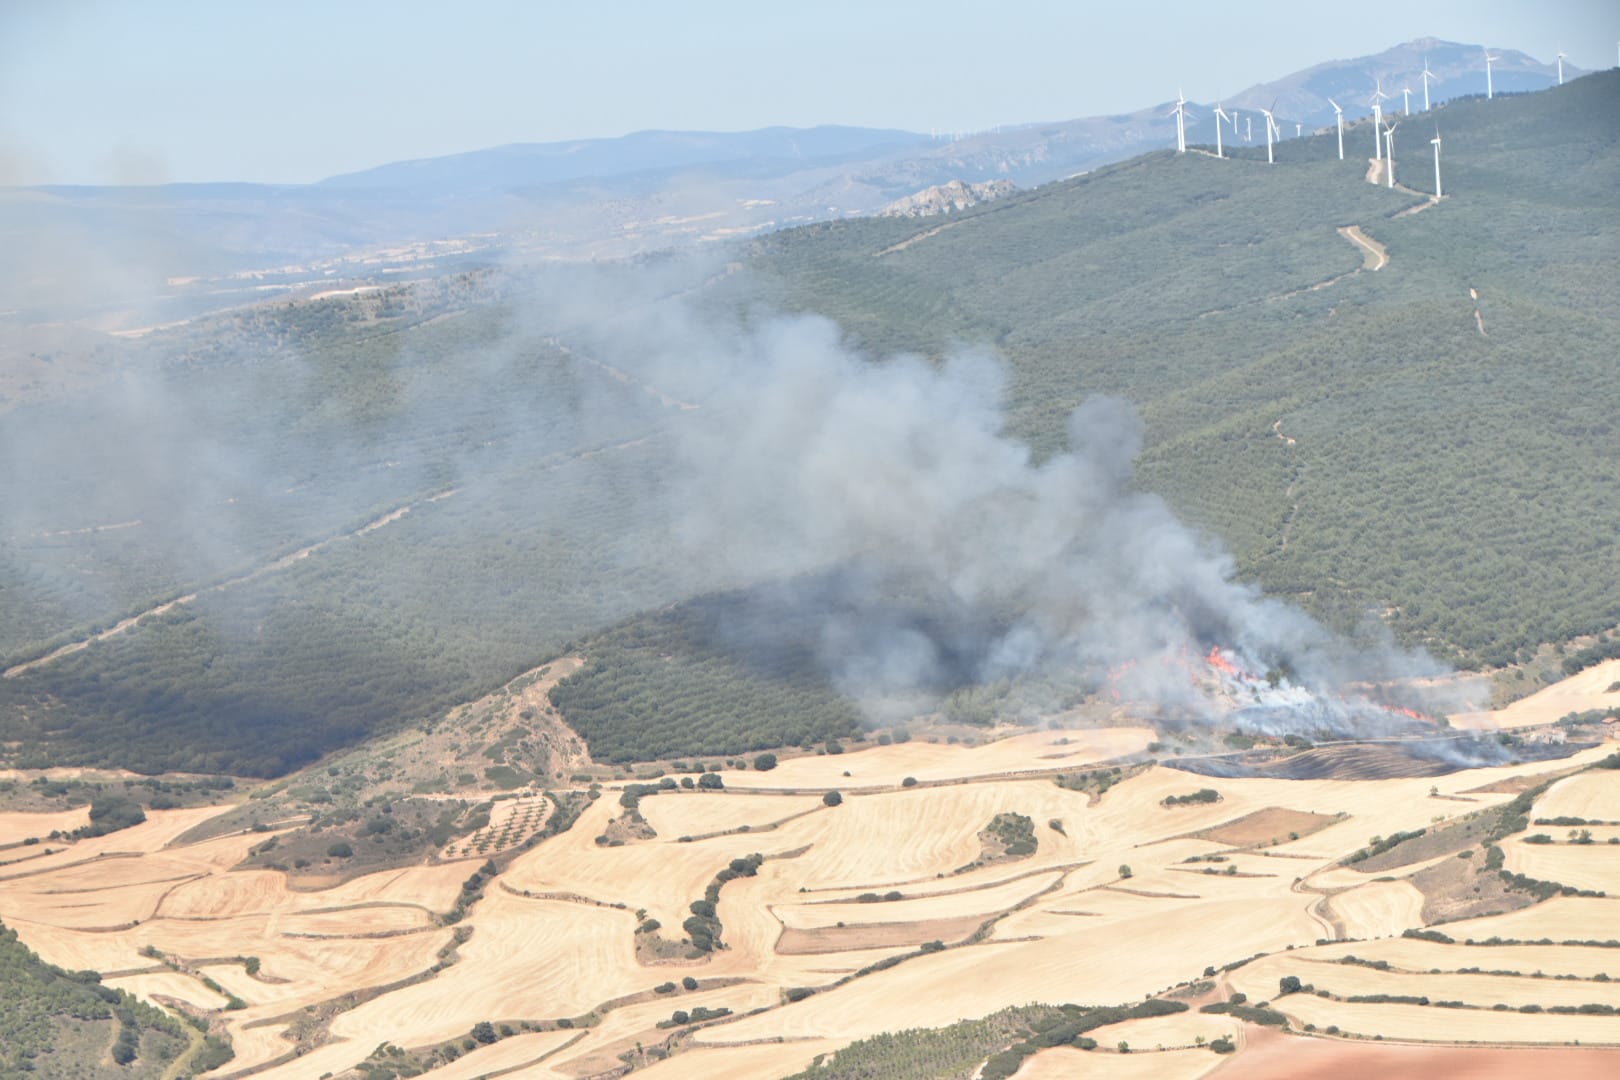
[[823, 790, 843, 807], [1118, 864, 1132, 879]]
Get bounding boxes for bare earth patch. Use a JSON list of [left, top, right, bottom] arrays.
[[1193, 808, 1340, 847]]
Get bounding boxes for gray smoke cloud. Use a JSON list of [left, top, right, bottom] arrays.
[[1, 246, 1484, 747], [541, 269, 1480, 731]]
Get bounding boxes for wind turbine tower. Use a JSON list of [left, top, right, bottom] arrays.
[[1213, 104, 1229, 158], [1328, 98, 1345, 159], [1431, 128, 1443, 199], [1383, 122, 1398, 188], [1484, 48, 1499, 99], [1172, 89, 1189, 153], [1371, 80, 1389, 161], [1260, 106, 1279, 164], [1557, 50, 1566, 85], [1402, 85, 1412, 115], [1421, 59, 1438, 111], [1246, 116, 1252, 143]]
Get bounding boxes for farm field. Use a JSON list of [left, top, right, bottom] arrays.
[[3, 727, 1617, 1077], [0, 667, 1615, 1078]]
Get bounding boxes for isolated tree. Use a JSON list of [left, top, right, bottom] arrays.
[[472, 1021, 497, 1044], [1279, 975, 1302, 995], [753, 753, 777, 771], [1118, 864, 1132, 879], [823, 790, 843, 807]]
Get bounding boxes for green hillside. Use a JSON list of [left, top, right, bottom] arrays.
[[734, 72, 1620, 667], [0, 77, 1615, 775], [0, 919, 210, 1077]]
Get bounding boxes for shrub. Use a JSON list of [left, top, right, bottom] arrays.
[[471, 1021, 497, 1044], [326, 841, 354, 858], [753, 753, 777, 771], [682, 975, 698, 991]]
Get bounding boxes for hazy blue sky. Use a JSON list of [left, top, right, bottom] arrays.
[[2, 0, 1613, 185]]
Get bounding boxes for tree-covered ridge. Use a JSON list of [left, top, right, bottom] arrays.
[[550, 587, 863, 763], [0, 919, 195, 1077], [732, 72, 1620, 667]]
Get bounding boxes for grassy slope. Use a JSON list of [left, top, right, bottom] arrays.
[[736, 73, 1620, 667]]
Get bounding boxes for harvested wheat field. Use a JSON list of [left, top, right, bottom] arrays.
[[1325, 879, 1426, 939], [1535, 770, 1620, 821], [1226, 1024, 1620, 1079], [1013, 1046, 1220, 1078], [1451, 659, 1620, 730], [1088, 1010, 1238, 1049], [721, 727, 1154, 790], [0, 720, 1615, 1080]]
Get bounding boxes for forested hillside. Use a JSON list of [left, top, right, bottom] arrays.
[[0, 919, 205, 1077], [1, 76, 1615, 775], [731, 72, 1620, 667]]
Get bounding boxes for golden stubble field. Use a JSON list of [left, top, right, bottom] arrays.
[[2, 715, 1618, 1079]]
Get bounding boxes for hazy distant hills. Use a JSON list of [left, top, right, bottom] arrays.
[[317, 125, 933, 194], [0, 38, 1579, 331]]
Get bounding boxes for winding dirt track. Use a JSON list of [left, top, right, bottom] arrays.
[[1338, 226, 1388, 271]]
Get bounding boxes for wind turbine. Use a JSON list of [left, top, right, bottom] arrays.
[[1402, 85, 1413, 115], [1328, 97, 1345, 159], [1430, 127, 1443, 199], [1383, 122, 1399, 188], [1421, 58, 1439, 111], [1484, 48, 1499, 99], [1246, 116, 1253, 143], [1557, 49, 1566, 85], [1171, 89, 1190, 154], [1260, 104, 1279, 164], [1213, 104, 1229, 158], [1373, 82, 1386, 161]]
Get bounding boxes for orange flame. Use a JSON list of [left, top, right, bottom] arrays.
[[1206, 645, 1241, 678]]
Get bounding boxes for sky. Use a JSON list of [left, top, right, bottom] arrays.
[[1, 0, 1614, 185]]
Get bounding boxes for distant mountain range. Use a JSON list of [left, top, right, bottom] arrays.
[[0, 39, 1578, 329]]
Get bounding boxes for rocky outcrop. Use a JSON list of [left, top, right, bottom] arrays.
[[879, 179, 1016, 218]]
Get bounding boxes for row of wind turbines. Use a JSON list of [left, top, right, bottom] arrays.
[[1170, 44, 1568, 199]]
